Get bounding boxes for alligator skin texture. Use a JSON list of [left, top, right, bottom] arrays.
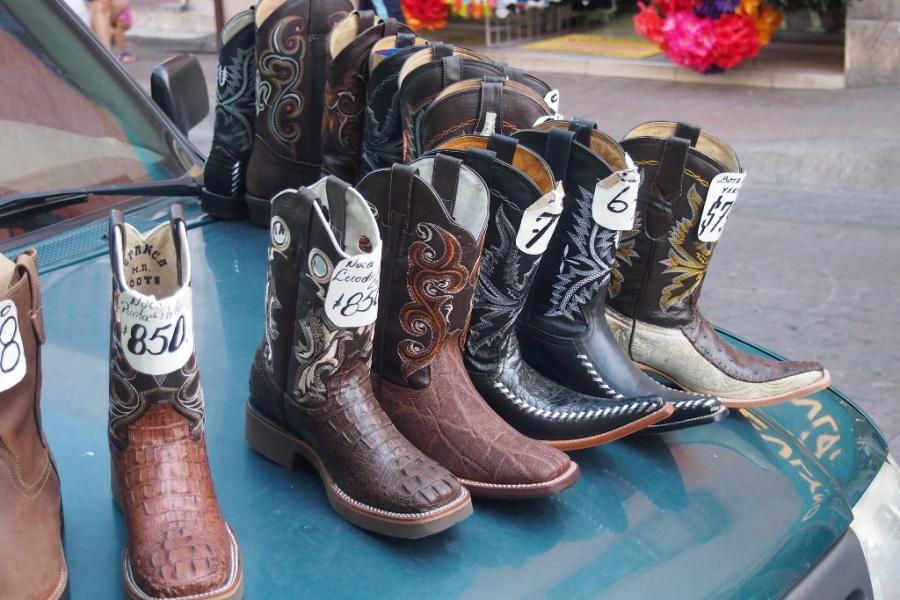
[[0, 251, 67, 600], [110, 346, 235, 598], [250, 350, 462, 512], [375, 339, 572, 485]]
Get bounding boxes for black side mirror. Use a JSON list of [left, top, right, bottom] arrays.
[[151, 54, 209, 134]]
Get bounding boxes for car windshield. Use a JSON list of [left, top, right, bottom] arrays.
[[0, 0, 200, 242]]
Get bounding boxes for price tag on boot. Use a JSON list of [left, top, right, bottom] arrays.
[[592, 153, 639, 231], [516, 181, 565, 255], [118, 286, 194, 376], [697, 172, 746, 242], [325, 255, 380, 328], [0, 299, 27, 393]]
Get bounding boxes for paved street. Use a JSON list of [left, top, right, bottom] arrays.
[[127, 48, 900, 451]]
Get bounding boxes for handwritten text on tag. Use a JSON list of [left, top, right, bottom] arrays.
[[516, 182, 565, 255], [698, 172, 746, 242], [118, 286, 194, 375], [325, 255, 380, 328], [592, 153, 639, 231], [0, 299, 26, 393]]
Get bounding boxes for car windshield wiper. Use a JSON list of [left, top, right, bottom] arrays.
[[0, 175, 203, 221]]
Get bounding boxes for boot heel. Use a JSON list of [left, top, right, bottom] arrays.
[[245, 404, 300, 469], [245, 194, 272, 228], [201, 188, 247, 220]]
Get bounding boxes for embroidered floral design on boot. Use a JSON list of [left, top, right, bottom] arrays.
[[659, 184, 712, 310]]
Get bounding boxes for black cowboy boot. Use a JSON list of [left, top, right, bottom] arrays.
[[514, 120, 728, 431], [608, 122, 830, 407], [433, 134, 672, 449], [201, 8, 256, 219], [360, 32, 427, 176]]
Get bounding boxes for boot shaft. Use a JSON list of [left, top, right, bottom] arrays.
[[357, 159, 489, 390], [611, 121, 743, 327], [432, 134, 561, 373], [321, 11, 411, 184]]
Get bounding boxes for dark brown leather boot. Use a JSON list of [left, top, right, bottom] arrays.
[[0, 251, 67, 600], [244, 0, 352, 227], [357, 160, 580, 498], [109, 207, 243, 600], [609, 121, 830, 407], [321, 10, 411, 184], [245, 177, 472, 538]]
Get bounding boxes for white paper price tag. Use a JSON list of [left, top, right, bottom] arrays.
[[118, 286, 194, 375], [0, 299, 26, 393], [325, 255, 380, 328], [698, 172, 746, 242], [592, 153, 639, 231], [516, 182, 565, 255], [544, 89, 561, 117]]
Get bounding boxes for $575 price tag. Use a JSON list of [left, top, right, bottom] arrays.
[[325, 255, 380, 328], [697, 172, 746, 242]]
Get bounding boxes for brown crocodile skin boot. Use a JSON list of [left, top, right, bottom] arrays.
[[245, 176, 472, 538], [321, 10, 411, 184], [109, 207, 243, 600], [0, 251, 67, 600], [357, 160, 580, 498], [244, 0, 352, 227], [608, 121, 830, 407]]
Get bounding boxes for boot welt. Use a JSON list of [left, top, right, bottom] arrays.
[[244, 404, 473, 539], [636, 362, 833, 408], [458, 460, 580, 499], [244, 193, 273, 228], [540, 403, 676, 451], [645, 404, 730, 433]]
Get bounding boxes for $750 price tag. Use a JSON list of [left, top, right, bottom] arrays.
[[325, 255, 380, 328], [516, 182, 565, 255], [697, 172, 746, 242]]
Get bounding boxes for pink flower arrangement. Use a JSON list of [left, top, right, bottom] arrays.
[[635, 0, 782, 73]]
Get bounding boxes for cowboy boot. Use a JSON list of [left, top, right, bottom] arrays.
[[358, 159, 580, 497], [608, 121, 830, 407], [321, 11, 411, 184], [360, 32, 427, 176], [514, 119, 728, 431], [244, 0, 353, 227], [245, 176, 472, 538], [201, 8, 257, 219], [0, 251, 67, 600], [398, 44, 557, 160], [433, 134, 673, 450], [109, 207, 243, 599]]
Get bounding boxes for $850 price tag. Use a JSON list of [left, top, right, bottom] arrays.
[[697, 172, 746, 242], [118, 286, 194, 375], [325, 255, 380, 328]]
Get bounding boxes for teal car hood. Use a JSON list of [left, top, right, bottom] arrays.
[[34, 208, 888, 599]]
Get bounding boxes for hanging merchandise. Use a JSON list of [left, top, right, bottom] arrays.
[[634, 0, 783, 73], [608, 121, 831, 407]]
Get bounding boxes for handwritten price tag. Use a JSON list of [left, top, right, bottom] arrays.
[[698, 172, 746, 242], [592, 153, 639, 231], [118, 286, 194, 375], [0, 299, 26, 393], [325, 255, 380, 328], [516, 182, 565, 255]]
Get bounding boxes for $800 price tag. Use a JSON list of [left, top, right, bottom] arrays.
[[118, 286, 194, 375], [697, 172, 746, 242], [325, 255, 380, 328], [0, 299, 26, 393]]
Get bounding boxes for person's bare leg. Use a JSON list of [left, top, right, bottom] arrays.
[[89, 0, 112, 49]]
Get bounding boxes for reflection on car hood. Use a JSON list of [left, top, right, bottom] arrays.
[[34, 205, 888, 599]]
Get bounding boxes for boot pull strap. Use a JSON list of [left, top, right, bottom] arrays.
[[475, 80, 503, 136], [108, 209, 127, 293], [646, 136, 690, 240], [296, 187, 323, 250], [674, 122, 701, 147], [357, 10, 376, 31], [325, 176, 349, 247], [486, 133, 517, 165], [169, 203, 189, 287], [545, 127, 574, 183], [431, 154, 462, 215], [568, 118, 597, 147], [432, 42, 454, 59], [463, 148, 497, 190], [441, 56, 462, 88], [396, 32, 416, 48], [15, 250, 44, 345], [388, 163, 418, 231], [383, 17, 399, 37]]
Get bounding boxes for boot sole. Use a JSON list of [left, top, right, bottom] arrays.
[[244, 404, 473, 538], [245, 193, 272, 228], [110, 461, 245, 600], [201, 188, 247, 220], [636, 362, 833, 408], [645, 404, 730, 433], [540, 403, 676, 451], [457, 460, 580, 498]]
